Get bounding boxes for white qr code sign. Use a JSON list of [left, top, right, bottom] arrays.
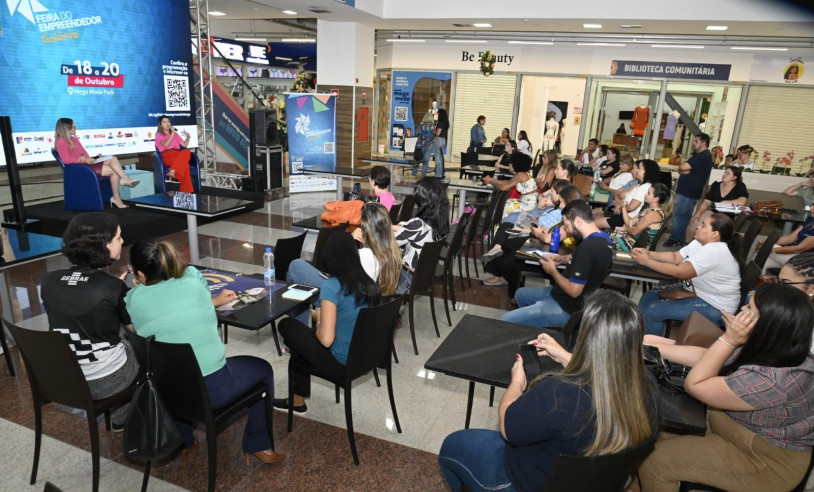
[[324, 141, 335, 154], [394, 106, 408, 122], [164, 75, 190, 111]]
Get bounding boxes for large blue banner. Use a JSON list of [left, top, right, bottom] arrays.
[[390, 71, 452, 152], [0, 1, 196, 163], [285, 93, 337, 173]]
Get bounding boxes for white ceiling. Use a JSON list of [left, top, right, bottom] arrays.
[[205, 0, 814, 45]]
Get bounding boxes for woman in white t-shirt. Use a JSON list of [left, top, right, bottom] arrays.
[[631, 213, 742, 336], [595, 159, 661, 231], [516, 130, 533, 158]]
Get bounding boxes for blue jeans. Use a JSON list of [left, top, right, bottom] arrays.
[[177, 356, 275, 453], [286, 259, 327, 324], [423, 137, 446, 176], [638, 290, 724, 336], [668, 193, 698, 242], [500, 286, 571, 328], [439, 429, 516, 492], [397, 269, 413, 295]]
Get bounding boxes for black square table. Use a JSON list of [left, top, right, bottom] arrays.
[[194, 265, 319, 356], [303, 166, 372, 200], [123, 192, 254, 264], [425, 314, 706, 434]]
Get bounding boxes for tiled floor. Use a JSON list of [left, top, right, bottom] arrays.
[[0, 167, 514, 492]]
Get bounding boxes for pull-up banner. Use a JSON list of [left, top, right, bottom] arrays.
[[285, 93, 337, 193], [610, 60, 731, 81]]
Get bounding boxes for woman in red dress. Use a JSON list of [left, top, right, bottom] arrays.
[[155, 115, 194, 193]]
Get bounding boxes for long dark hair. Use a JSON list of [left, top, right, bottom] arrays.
[[62, 212, 119, 268], [324, 232, 381, 307], [414, 177, 449, 239], [518, 130, 532, 153], [722, 284, 814, 375], [558, 158, 576, 182], [436, 108, 449, 124], [637, 159, 661, 185], [708, 212, 744, 269]]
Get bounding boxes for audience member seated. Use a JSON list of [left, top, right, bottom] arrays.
[[394, 177, 449, 293], [287, 203, 400, 322], [597, 154, 637, 208], [500, 200, 613, 328], [610, 183, 672, 251], [494, 128, 511, 146], [275, 233, 381, 414], [732, 144, 755, 170], [685, 166, 749, 243], [598, 147, 620, 178], [482, 183, 581, 292], [484, 153, 536, 220], [533, 150, 560, 192], [368, 166, 395, 211], [579, 138, 600, 167], [155, 115, 195, 193], [631, 283, 814, 492], [782, 174, 814, 208], [125, 239, 285, 464], [632, 213, 742, 336], [594, 159, 660, 231], [439, 290, 658, 492], [592, 144, 609, 171], [54, 118, 139, 209], [40, 212, 138, 430], [516, 130, 533, 158], [494, 139, 518, 171], [760, 217, 814, 273]]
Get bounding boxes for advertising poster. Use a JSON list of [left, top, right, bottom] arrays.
[[285, 93, 337, 193], [0, 1, 197, 164], [389, 71, 453, 152], [211, 77, 250, 169]]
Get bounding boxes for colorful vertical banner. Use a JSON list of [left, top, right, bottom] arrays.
[[390, 71, 453, 152], [285, 93, 337, 173], [210, 76, 250, 169]]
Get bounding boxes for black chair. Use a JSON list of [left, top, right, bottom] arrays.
[[541, 435, 656, 492], [740, 219, 762, 259], [649, 223, 669, 251], [460, 204, 486, 287], [125, 331, 276, 492], [389, 202, 403, 224], [405, 240, 446, 355], [439, 215, 469, 326], [476, 191, 503, 257], [753, 230, 780, 270], [4, 319, 136, 492], [273, 233, 307, 281], [733, 213, 751, 233], [398, 194, 416, 224], [477, 146, 493, 155], [282, 296, 404, 465], [311, 223, 347, 272], [740, 261, 762, 308], [0, 320, 15, 376]]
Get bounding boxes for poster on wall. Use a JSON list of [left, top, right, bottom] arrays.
[[285, 93, 337, 193], [211, 78, 249, 169], [0, 1, 197, 165], [749, 54, 806, 84], [390, 71, 453, 152]]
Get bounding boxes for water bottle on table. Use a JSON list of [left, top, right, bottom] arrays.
[[549, 226, 560, 254], [263, 248, 275, 287]]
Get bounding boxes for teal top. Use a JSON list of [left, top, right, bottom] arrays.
[[125, 266, 226, 376], [320, 277, 367, 365]]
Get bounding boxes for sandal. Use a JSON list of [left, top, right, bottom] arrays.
[[482, 278, 507, 286]]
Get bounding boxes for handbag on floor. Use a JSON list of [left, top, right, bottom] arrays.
[[655, 278, 697, 300], [123, 336, 183, 462]]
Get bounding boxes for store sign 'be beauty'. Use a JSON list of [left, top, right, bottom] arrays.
[[461, 51, 515, 66]]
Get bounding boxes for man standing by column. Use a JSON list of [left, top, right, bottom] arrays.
[[664, 133, 713, 247], [469, 115, 487, 153]]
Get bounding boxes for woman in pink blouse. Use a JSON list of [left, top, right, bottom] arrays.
[[54, 118, 139, 208], [155, 115, 194, 193]]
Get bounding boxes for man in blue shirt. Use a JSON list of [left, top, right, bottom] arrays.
[[664, 133, 713, 247], [469, 115, 487, 153]]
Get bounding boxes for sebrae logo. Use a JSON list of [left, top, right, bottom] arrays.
[[7, 0, 47, 23], [294, 114, 310, 135]]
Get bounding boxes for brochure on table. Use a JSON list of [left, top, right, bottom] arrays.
[[200, 268, 284, 316], [285, 93, 337, 193]]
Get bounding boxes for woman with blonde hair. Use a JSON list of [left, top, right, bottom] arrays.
[[54, 117, 139, 208], [352, 202, 401, 296], [439, 290, 658, 491], [125, 239, 285, 465], [534, 149, 559, 192]]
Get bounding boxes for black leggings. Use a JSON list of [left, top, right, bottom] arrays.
[[493, 222, 529, 253], [484, 254, 523, 298], [279, 319, 346, 398]]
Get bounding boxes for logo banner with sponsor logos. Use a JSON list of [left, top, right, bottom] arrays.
[[285, 93, 337, 193], [1, 1, 196, 164]]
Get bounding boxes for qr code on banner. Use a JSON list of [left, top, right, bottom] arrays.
[[394, 106, 408, 122], [324, 142, 335, 154], [163, 75, 190, 111]]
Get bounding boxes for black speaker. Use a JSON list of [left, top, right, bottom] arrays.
[[250, 109, 278, 146]]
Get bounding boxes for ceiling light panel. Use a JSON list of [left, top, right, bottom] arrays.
[[583, 24, 602, 29]]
